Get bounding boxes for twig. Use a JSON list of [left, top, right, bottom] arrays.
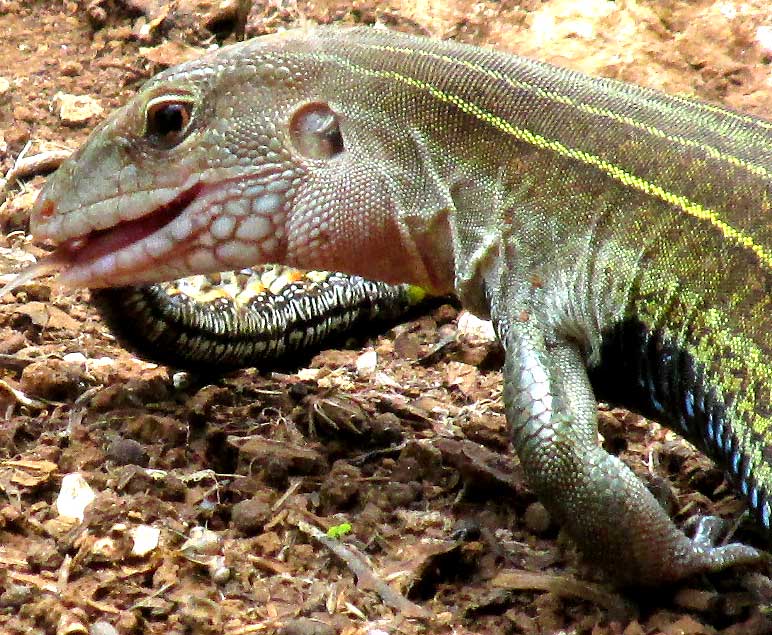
[[294, 518, 432, 620], [492, 569, 634, 619]]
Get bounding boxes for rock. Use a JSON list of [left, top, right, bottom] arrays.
[[20, 359, 88, 402], [231, 494, 272, 535], [53, 92, 103, 127], [523, 502, 552, 534], [106, 437, 149, 467], [56, 473, 95, 522], [130, 524, 161, 557], [90, 622, 119, 635], [279, 618, 336, 635], [26, 540, 64, 571], [0, 585, 33, 608], [139, 41, 206, 67], [0, 76, 10, 103], [235, 437, 327, 477], [59, 61, 83, 77], [355, 349, 377, 376], [319, 462, 361, 511]]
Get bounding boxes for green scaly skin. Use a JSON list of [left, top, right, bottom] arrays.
[[30, 26, 772, 586]]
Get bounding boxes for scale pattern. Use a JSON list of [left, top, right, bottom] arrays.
[[92, 265, 427, 371]]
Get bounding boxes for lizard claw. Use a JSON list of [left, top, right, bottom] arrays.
[[672, 515, 766, 579]]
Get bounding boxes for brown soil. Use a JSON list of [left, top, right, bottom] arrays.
[[1, 1, 772, 634]]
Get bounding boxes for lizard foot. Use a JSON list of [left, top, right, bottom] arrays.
[[674, 514, 766, 576]]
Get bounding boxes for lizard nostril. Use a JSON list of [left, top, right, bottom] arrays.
[[38, 199, 56, 219]]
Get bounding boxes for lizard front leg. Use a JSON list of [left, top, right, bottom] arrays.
[[502, 317, 762, 586]]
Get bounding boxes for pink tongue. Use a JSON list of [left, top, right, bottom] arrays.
[[59, 183, 202, 265], [59, 221, 153, 263]]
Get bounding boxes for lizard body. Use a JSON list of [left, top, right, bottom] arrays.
[[30, 26, 772, 585]]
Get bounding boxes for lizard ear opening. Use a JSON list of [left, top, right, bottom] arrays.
[[144, 95, 195, 148], [289, 102, 344, 160]]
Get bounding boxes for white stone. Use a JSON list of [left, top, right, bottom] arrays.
[[56, 473, 95, 522], [131, 524, 161, 557]]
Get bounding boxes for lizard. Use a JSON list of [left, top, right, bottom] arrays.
[[23, 25, 772, 586]]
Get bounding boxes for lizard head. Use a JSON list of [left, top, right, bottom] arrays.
[[31, 27, 451, 291]]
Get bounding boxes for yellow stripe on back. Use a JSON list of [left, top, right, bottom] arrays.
[[355, 43, 772, 181], [324, 55, 772, 272]]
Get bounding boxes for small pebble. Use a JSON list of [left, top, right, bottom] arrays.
[[231, 495, 272, 535], [0, 76, 10, 102], [356, 349, 377, 376], [107, 437, 149, 467], [53, 92, 103, 127], [20, 359, 87, 401], [757, 25, 772, 57], [280, 618, 336, 635], [56, 473, 95, 522], [130, 524, 160, 557], [523, 502, 552, 534], [180, 526, 221, 557], [0, 584, 32, 608], [457, 311, 496, 340], [90, 622, 119, 635], [60, 61, 83, 77]]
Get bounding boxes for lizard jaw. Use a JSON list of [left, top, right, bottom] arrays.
[[58, 183, 203, 266], [51, 182, 204, 287], [45, 177, 290, 288], [32, 166, 293, 288]]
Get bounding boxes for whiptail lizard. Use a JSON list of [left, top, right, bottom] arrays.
[[24, 26, 772, 586]]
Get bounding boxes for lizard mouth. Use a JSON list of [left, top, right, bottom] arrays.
[[59, 183, 202, 267]]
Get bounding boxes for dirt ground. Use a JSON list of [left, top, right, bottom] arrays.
[[1, 1, 772, 634]]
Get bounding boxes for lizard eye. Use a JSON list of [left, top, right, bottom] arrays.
[[144, 96, 194, 147], [289, 102, 344, 160]]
